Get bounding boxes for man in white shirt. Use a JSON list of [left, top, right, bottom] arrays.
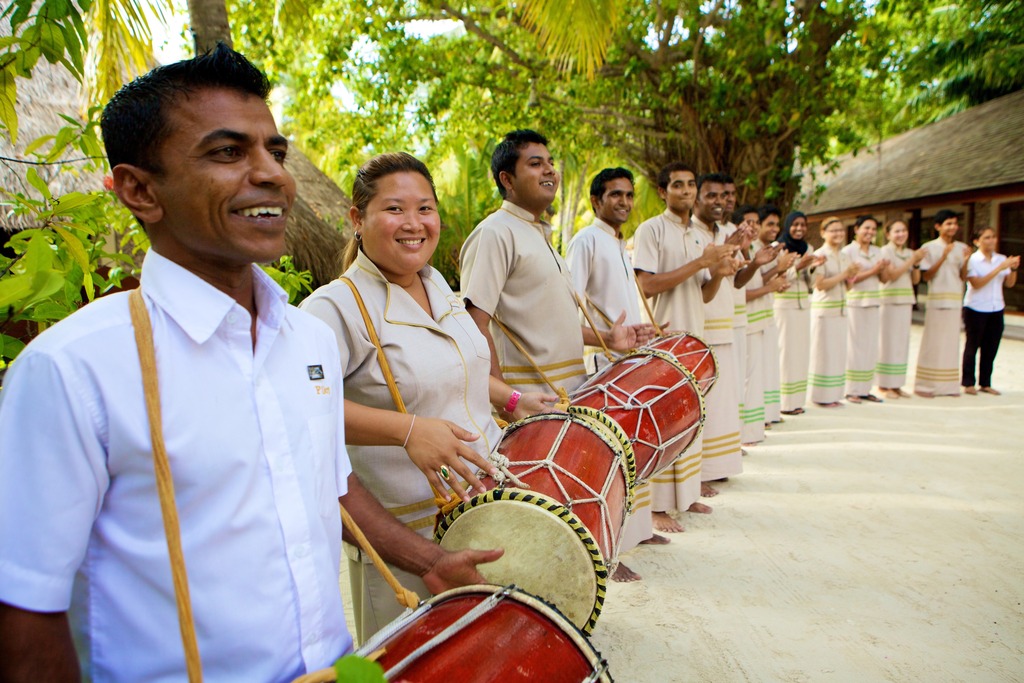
[[565, 167, 661, 582], [0, 46, 499, 683]]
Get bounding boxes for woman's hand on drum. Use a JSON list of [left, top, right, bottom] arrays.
[[405, 417, 498, 501], [421, 546, 505, 595], [510, 391, 561, 421]]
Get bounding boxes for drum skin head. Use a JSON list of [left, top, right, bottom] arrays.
[[437, 492, 605, 633]]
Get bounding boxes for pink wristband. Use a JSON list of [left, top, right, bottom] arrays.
[[504, 390, 522, 414]]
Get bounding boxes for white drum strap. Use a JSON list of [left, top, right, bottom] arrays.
[[383, 588, 510, 680]]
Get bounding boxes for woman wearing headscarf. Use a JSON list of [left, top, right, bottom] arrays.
[[773, 211, 823, 415]]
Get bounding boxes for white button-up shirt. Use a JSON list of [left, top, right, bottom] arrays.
[[0, 250, 353, 682], [964, 252, 1010, 312], [566, 218, 643, 373]]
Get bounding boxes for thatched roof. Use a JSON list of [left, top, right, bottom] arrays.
[[800, 89, 1024, 215], [0, 52, 105, 230], [1, 22, 352, 287]]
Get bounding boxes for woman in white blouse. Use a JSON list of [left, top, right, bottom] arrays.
[[961, 227, 1019, 395]]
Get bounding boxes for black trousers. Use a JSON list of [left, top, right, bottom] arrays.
[[961, 306, 1004, 387]]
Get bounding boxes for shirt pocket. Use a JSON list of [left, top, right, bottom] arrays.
[[452, 311, 491, 361]]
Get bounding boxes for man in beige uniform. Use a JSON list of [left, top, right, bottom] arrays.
[[461, 130, 634, 396], [633, 162, 737, 533], [566, 167, 662, 582]]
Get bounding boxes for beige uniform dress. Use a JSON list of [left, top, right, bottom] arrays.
[[775, 262, 813, 412], [301, 250, 503, 642], [693, 217, 742, 481], [914, 238, 969, 395], [877, 243, 917, 389], [742, 240, 772, 444], [729, 224, 753, 444], [632, 209, 710, 513], [460, 200, 587, 394], [759, 253, 782, 422], [809, 245, 853, 404], [841, 243, 883, 396], [566, 218, 653, 551]]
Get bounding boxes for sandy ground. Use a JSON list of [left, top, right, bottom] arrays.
[[342, 326, 1024, 682]]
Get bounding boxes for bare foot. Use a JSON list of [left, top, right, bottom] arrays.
[[895, 388, 911, 398], [964, 386, 977, 395], [701, 483, 719, 498], [611, 562, 642, 583], [980, 386, 1001, 395], [687, 501, 713, 514], [914, 390, 934, 399], [652, 511, 685, 533], [640, 533, 671, 545]]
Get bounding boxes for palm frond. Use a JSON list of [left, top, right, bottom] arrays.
[[516, 0, 622, 78], [84, 0, 172, 106]]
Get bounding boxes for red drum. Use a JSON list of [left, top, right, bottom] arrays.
[[435, 412, 635, 633], [355, 585, 613, 682], [643, 332, 718, 396], [570, 350, 706, 483]]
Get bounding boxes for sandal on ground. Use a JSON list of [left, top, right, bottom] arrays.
[[859, 394, 884, 403], [845, 394, 863, 404], [979, 386, 1001, 395], [913, 390, 934, 399], [963, 386, 977, 395], [781, 408, 805, 415], [816, 401, 843, 408]]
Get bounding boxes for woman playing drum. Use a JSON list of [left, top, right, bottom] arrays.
[[301, 153, 553, 641]]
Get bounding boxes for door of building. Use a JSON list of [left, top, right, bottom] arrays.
[[999, 200, 1024, 312]]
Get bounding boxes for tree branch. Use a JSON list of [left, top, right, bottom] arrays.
[[437, 2, 535, 72]]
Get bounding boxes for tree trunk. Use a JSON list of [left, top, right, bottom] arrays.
[[186, 0, 351, 288]]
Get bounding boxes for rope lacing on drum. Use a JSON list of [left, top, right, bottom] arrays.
[[486, 452, 529, 489]]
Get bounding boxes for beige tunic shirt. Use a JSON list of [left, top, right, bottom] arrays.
[[632, 209, 710, 336], [566, 218, 643, 373], [722, 221, 747, 330], [460, 200, 586, 393], [810, 245, 852, 317], [746, 240, 774, 334], [775, 248, 813, 311], [693, 216, 735, 345], [919, 238, 968, 310], [879, 244, 917, 306], [842, 243, 883, 308], [301, 250, 503, 537]]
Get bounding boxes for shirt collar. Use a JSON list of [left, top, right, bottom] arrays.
[[691, 215, 714, 234], [500, 200, 554, 238], [590, 218, 622, 240], [661, 209, 691, 228], [140, 249, 288, 344], [352, 248, 450, 326]]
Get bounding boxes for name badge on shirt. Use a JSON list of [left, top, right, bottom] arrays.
[[307, 365, 324, 381]]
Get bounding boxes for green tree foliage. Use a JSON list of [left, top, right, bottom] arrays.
[[233, 1, 876, 219], [824, 0, 1024, 155]]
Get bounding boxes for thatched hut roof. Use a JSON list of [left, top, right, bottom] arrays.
[[0, 25, 353, 288]]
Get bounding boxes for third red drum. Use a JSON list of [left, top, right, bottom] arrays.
[[570, 349, 706, 482], [643, 332, 718, 396]]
